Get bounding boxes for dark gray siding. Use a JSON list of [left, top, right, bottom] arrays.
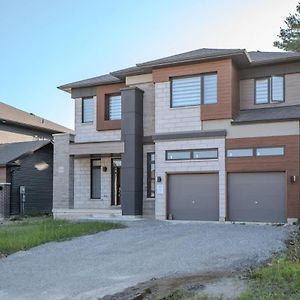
[[10, 143, 53, 214]]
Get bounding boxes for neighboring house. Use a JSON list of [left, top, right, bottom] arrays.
[[0, 102, 71, 144], [0, 102, 72, 218], [0, 141, 53, 215], [53, 48, 300, 223]]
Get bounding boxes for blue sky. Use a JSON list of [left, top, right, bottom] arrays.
[[0, 0, 298, 128]]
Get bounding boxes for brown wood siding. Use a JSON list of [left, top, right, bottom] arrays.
[[96, 83, 125, 131], [231, 63, 240, 118], [0, 167, 7, 182], [226, 135, 300, 219], [152, 59, 235, 120]]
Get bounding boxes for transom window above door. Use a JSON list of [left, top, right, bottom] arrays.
[[171, 73, 217, 107]]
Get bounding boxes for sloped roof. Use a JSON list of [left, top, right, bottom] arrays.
[[58, 74, 121, 91], [0, 140, 50, 166], [58, 48, 300, 91], [233, 105, 300, 124], [0, 102, 72, 133]]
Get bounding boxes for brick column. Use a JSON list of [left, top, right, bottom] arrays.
[[120, 87, 144, 215], [0, 183, 11, 219], [53, 133, 74, 211]]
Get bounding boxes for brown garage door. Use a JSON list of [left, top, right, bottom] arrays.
[[228, 172, 286, 223], [168, 173, 219, 221]]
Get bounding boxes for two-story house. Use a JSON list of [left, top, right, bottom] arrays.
[[53, 48, 300, 223]]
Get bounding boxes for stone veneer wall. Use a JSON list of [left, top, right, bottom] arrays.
[[74, 157, 112, 209], [0, 183, 11, 219], [155, 82, 201, 134], [155, 138, 226, 220], [74, 97, 121, 143]]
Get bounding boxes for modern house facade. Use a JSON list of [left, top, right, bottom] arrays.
[[0, 102, 72, 219], [54, 48, 300, 223]]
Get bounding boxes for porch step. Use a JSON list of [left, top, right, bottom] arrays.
[[53, 208, 122, 220]]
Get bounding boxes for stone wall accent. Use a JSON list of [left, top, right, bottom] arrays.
[[53, 133, 74, 210], [74, 97, 121, 143], [73, 157, 111, 209], [155, 82, 201, 134], [155, 138, 226, 220], [0, 183, 11, 219]]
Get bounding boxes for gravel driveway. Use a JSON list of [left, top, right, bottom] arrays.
[[0, 220, 292, 300]]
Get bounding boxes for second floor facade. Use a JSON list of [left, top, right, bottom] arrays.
[[59, 48, 300, 143]]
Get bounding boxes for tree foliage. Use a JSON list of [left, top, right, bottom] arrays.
[[274, 2, 300, 51]]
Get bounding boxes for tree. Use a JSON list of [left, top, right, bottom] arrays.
[[274, 2, 300, 51]]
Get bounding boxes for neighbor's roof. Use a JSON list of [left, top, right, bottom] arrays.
[[58, 48, 300, 91], [0, 140, 50, 166], [233, 105, 300, 124], [0, 102, 73, 133]]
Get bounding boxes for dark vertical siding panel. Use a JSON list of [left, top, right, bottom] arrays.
[[10, 144, 53, 215]]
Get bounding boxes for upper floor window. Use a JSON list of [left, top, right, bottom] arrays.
[[255, 76, 284, 104], [166, 148, 218, 160], [82, 97, 94, 123], [171, 73, 217, 107], [107, 94, 121, 120]]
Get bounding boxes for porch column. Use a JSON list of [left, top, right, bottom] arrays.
[[120, 87, 144, 215], [0, 183, 11, 219]]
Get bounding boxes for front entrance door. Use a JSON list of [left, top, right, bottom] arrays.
[[112, 159, 121, 206]]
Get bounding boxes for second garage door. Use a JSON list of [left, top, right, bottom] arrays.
[[168, 173, 219, 221], [228, 172, 286, 223]]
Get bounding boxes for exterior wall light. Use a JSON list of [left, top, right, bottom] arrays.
[[102, 166, 107, 172], [156, 176, 162, 182], [290, 175, 297, 183]]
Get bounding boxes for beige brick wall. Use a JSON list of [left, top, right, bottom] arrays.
[[155, 138, 226, 220], [240, 73, 300, 110], [143, 144, 155, 217], [74, 97, 121, 143], [73, 157, 112, 209], [155, 82, 201, 134]]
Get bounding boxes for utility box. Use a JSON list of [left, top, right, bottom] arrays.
[[0, 183, 11, 219]]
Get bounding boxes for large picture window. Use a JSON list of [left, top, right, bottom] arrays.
[[91, 159, 101, 199], [171, 73, 217, 107], [147, 153, 155, 198], [82, 97, 94, 123]]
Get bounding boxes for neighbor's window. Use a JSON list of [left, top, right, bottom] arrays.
[[91, 159, 101, 199], [256, 147, 284, 156], [255, 76, 284, 104], [226, 148, 254, 158], [171, 73, 217, 107], [107, 94, 121, 120], [82, 97, 94, 123], [147, 153, 155, 198], [166, 149, 218, 161]]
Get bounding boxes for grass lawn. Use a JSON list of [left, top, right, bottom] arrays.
[[239, 231, 300, 300], [0, 216, 124, 256]]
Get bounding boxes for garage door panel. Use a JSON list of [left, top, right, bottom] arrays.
[[168, 174, 219, 221], [228, 172, 286, 223]]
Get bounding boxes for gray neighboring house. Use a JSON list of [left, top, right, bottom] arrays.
[[53, 48, 300, 223], [0, 102, 72, 219]]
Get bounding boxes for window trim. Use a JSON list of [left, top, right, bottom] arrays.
[[82, 97, 94, 123], [90, 159, 101, 199], [254, 75, 285, 105], [165, 148, 218, 161], [147, 152, 155, 198], [170, 72, 218, 108], [105, 93, 122, 121]]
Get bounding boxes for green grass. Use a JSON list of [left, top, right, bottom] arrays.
[[239, 232, 300, 300], [0, 217, 124, 255]]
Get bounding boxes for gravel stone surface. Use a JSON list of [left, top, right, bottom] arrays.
[[0, 220, 293, 300]]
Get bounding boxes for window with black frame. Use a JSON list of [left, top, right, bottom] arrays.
[[82, 97, 94, 123], [147, 152, 155, 198], [91, 159, 101, 199]]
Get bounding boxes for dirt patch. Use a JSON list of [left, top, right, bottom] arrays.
[[100, 272, 247, 300]]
